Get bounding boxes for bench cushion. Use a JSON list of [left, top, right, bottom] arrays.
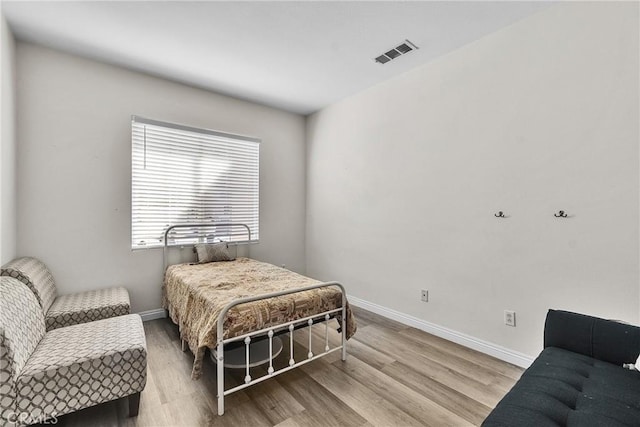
[[1, 257, 57, 314], [15, 314, 146, 420], [45, 287, 130, 330]]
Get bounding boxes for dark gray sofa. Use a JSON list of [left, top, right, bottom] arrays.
[[483, 309, 640, 426]]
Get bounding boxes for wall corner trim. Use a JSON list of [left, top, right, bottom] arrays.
[[138, 308, 168, 322], [348, 295, 535, 369]]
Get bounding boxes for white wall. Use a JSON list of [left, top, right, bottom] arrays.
[[306, 2, 639, 359], [16, 43, 307, 312], [0, 13, 17, 265]]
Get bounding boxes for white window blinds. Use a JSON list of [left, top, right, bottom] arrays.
[[131, 116, 260, 249]]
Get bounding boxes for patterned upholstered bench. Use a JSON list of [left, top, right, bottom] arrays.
[[1, 257, 130, 330], [0, 277, 147, 426]]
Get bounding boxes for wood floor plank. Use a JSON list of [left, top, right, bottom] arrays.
[[360, 323, 509, 386], [118, 370, 168, 427], [51, 400, 120, 427], [273, 408, 369, 427], [274, 416, 303, 427], [159, 390, 216, 426], [150, 350, 204, 405], [121, 401, 171, 427], [331, 353, 473, 427], [398, 326, 524, 381], [207, 398, 273, 427], [381, 360, 493, 426], [353, 324, 508, 407], [243, 379, 306, 425], [300, 361, 426, 427], [310, 324, 396, 370], [351, 306, 406, 332], [274, 368, 367, 427], [47, 308, 520, 426]]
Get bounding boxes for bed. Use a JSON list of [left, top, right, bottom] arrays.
[[161, 223, 357, 415]]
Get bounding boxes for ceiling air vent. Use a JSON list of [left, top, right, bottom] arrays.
[[374, 40, 418, 64], [374, 55, 391, 64]]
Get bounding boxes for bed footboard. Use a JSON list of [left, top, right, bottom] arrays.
[[215, 281, 347, 416]]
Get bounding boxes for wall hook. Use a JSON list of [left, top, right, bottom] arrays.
[[494, 211, 506, 218], [554, 210, 568, 218]]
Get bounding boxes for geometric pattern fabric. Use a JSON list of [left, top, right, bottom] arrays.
[[1, 257, 131, 331], [0, 333, 16, 426], [16, 315, 147, 422], [0, 276, 146, 426], [0, 277, 47, 426], [45, 286, 130, 330], [1, 257, 57, 314]]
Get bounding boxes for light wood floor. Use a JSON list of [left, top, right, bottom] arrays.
[[49, 307, 523, 427]]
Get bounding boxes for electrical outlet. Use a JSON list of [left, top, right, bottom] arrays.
[[421, 290, 429, 302], [504, 310, 516, 327]]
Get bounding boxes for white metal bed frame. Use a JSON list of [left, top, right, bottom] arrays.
[[163, 223, 347, 416]]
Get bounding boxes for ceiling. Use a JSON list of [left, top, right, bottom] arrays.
[[2, 1, 552, 115]]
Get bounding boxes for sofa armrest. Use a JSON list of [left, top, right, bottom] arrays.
[[544, 309, 640, 366]]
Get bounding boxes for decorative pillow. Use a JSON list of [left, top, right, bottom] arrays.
[[194, 243, 234, 263]]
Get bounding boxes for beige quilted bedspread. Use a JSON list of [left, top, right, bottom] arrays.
[[162, 257, 357, 379]]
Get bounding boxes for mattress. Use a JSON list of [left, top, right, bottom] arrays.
[[162, 257, 357, 379]]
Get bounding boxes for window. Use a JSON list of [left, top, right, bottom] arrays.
[[131, 116, 259, 249]]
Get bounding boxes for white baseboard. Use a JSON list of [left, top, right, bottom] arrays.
[[348, 296, 534, 369], [138, 308, 168, 322]]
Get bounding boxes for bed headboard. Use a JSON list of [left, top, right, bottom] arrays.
[[163, 223, 252, 270]]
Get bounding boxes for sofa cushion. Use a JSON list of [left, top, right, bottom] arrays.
[[15, 314, 146, 420], [544, 309, 640, 367], [1, 257, 57, 314], [0, 277, 46, 426], [483, 347, 640, 426], [45, 286, 130, 331]]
